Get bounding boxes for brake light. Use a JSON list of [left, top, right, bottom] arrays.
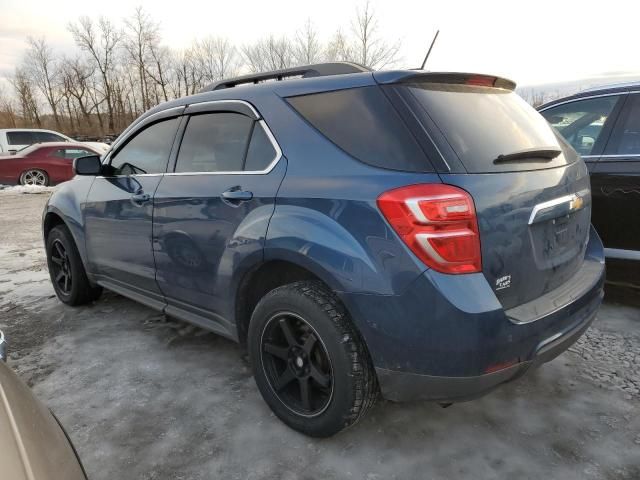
[[465, 75, 496, 87], [377, 184, 482, 274]]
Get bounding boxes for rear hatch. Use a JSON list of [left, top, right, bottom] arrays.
[[384, 74, 591, 309]]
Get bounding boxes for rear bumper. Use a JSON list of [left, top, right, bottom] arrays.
[[376, 291, 600, 402], [340, 226, 605, 402]]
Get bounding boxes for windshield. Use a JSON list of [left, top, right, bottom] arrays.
[[404, 83, 575, 173]]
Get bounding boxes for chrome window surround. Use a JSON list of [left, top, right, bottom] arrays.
[[537, 91, 635, 112], [168, 119, 282, 176], [99, 100, 282, 178]]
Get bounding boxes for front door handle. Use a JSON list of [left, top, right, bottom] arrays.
[[221, 188, 253, 202], [131, 192, 151, 204]]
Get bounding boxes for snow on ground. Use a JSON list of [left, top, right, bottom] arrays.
[[0, 184, 56, 194]]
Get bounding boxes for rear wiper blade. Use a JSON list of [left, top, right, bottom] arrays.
[[493, 147, 562, 164]]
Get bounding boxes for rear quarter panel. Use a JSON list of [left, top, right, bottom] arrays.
[[259, 93, 439, 295]]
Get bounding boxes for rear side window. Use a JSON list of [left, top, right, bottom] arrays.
[[176, 113, 253, 173], [540, 96, 620, 156], [606, 94, 640, 155], [110, 118, 179, 175], [244, 123, 277, 171], [7, 131, 36, 145], [287, 87, 431, 172], [405, 83, 570, 173]]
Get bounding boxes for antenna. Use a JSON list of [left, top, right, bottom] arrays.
[[420, 30, 440, 70]]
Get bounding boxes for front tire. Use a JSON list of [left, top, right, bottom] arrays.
[[248, 281, 377, 437], [20, 169, 49, 186], [46, 225, 102, 305]]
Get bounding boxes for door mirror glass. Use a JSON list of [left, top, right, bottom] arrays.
[[73, 155, 102, 176]]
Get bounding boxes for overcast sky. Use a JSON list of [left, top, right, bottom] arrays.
[[1, 0, 638, 87]]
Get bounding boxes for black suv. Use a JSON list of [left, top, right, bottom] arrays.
[[539, 83, 640, 287]]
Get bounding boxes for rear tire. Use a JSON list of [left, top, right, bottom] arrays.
[[248, 281, 378, 437], [19, 169, 49, 186], [46, 225, 102, 306]]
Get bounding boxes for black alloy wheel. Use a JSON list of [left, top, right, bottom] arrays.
[[261, 312, 333, 416], [50, 238, 72, 295]]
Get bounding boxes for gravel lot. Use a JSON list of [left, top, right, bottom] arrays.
[[0, 187, 639, 480]]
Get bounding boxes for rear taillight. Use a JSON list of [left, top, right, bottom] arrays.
[[377, 184, 482, 274]]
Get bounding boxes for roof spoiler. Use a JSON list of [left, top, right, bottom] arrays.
[[374, 71, 517, 90], [200, 62, 371, 93]]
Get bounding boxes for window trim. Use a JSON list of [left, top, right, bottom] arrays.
[[168, 118, 282, 177], [101, 100, 282, 177]]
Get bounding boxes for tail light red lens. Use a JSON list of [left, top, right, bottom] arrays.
[[377, 184, 482, 274]]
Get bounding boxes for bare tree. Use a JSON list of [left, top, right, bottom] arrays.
[[243, 36, 294, 73], [123, 7, 160, 111], [194, 36, 239, 83], [0, 86, 18, 127], [24, 37, 62, 128], [68, 16, 123, 132], [351, 1, 400, 69], [61, 56, 95, 129], [325, 29, 354, 63], [10, 67, 42, 127], [293, 19, 323, 65]]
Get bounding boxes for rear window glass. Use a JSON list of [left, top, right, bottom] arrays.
[[405, 84, 571, 173], [287, 87, 432, 172]]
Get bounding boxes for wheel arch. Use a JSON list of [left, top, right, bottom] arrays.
[[234, 259, 348, 347]]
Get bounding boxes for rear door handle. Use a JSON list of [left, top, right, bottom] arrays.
[[221, 188, 253, 202]]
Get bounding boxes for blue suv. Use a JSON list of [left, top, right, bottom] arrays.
[[43, 62, 605, 437]]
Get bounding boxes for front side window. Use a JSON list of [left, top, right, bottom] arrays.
[[7, 131, 36, 145], [540, 96, 620, 156], [606, 94, 640, 156], [175, 113, 253, 173], [109, 118, 179, 175]]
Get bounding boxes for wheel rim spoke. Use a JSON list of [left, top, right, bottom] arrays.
[[298, 377, 311, 410], [279, 318, 298, 347], [274, 367, 296, 392], [51, 256, 63, 266], [302, 334, 316, 355], [310, 364, 331, 388], [263, 342, 289, 361], [55, 271, 64, 282]]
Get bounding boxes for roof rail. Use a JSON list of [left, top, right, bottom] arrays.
[[199, 62, 371, 92]]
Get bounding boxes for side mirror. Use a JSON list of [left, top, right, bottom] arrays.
[[73, 155, 102, 176]]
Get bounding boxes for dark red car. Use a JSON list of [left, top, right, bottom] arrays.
[[0, 142, 100, 186]]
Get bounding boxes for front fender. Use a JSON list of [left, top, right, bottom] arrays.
[[43, 177, 95, 266]]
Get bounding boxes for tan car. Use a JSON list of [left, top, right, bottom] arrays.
[[0, 331, 87, 480]]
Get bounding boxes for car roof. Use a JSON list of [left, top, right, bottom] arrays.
[[538, 81, 640, 110], [128, 64, 516, 136]]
